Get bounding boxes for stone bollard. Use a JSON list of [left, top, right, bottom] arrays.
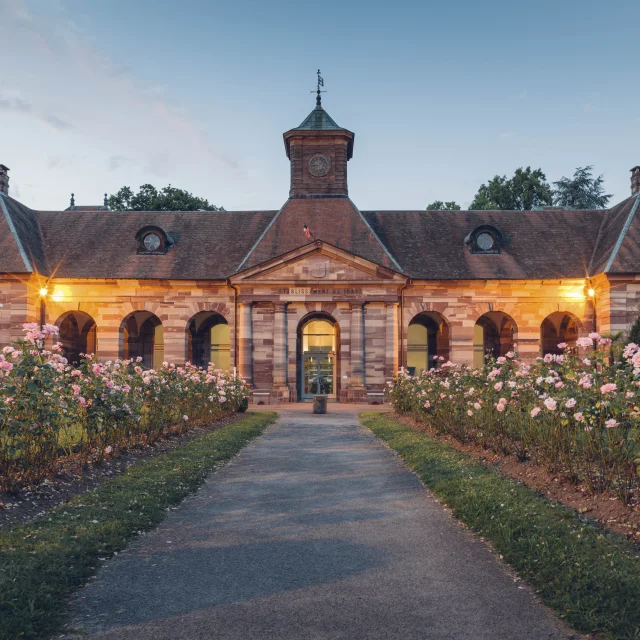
[[313, 395, 327, 414]]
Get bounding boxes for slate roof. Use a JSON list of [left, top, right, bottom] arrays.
[[1, 191, 640, 281], [238, 197, 401, 272], [294, 105, 344, 131], [362, 208, 605, 280], [588, 195, 640, 275]]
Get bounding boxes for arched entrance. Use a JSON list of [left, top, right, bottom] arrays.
[[121, 311, 164, 368], [297, 315, 338, 400], [407, 311, 450, 375], [540, 312, 580, 355], [55, 311, 97, 364], [186, 312, 230, 369], [473, 311, 517, 367]]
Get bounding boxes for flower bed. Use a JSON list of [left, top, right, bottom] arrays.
[[387, 334, 640, 505], [0, 324, 249, 493]]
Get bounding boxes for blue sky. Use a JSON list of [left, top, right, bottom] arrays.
[[1, 0, 638, 211]]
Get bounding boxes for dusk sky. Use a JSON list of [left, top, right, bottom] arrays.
[[1, 0, 639, 211]]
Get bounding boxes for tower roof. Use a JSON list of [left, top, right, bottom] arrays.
[[294, 105, 344, 131]]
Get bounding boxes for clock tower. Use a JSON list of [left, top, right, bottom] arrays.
[[283, 96, 354, 198]]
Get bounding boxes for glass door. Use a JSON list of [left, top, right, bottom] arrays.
[[302, 353, 335, 399]]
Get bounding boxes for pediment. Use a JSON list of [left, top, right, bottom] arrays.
[[232, 242, 405, 284]]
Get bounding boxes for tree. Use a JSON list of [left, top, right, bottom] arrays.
[[470, 167, 553, 210], [552, 166, 612, 209], [108, 184, 224, 211], [426, 200, 461, 211]]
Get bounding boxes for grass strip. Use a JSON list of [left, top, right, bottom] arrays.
[[0, 411, 277, 640], [361, 412, 640, 640]]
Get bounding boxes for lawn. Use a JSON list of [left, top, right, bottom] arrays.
[[361, 412, 640, 640], [0, 411, 277, 640]]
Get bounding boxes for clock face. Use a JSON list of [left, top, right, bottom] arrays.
[[308, 154, 331, 177], [143, 233, 161, 251], [476, 232, 495, 251]]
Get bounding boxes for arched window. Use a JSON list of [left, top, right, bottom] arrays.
[[540, 312, 580, 355], [121, 311, 163, 368], [407, 312, 450, 375], [473, 311, 517, 367], [186, 312, 230, 369], [55, 311, 97, 364]]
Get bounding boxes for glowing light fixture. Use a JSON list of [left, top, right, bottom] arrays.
[[39, 287, 48, 297], [588, 288, 596, 297]]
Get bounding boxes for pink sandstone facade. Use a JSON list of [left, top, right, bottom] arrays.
[[1, 102, 639, 402]]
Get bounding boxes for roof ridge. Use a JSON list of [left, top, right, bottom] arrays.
[[235, 203, 288, 272], [348, 199, 403, 272], [0, 192, 33, 272], [604, 194, 640, 273]]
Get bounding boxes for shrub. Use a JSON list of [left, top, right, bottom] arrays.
[[0, 324, 250, 492], [387, 334, 640, 504]]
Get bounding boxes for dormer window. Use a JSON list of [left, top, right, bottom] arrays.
[[136, 226, 172, 255], [143, 233, 161, 252], [464, 225, 502, 254]]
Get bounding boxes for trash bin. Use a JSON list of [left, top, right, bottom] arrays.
[[313, 395, 328, 414]]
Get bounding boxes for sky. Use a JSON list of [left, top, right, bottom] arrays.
[[1, 0, 639, 212]]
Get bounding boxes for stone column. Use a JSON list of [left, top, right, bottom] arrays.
[[385, 302, 399, 380], [272, 302, 289, 395], [349, 302, 365, 388], [238, 302, 253, 386]]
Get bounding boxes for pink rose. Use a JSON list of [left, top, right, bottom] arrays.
[[565, 398, 576, 409], [530, 407, 541, 418], [600, 383, 617, 394], [544, 398, 557, 411], [605, 419, 619, 428], [494, 381, 503, 391], [574, 412, 584, 422], [557, 342, 567, 349]]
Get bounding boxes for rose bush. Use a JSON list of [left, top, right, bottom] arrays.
[[0, 324, 249, 492], [387, 335, 640, 504]]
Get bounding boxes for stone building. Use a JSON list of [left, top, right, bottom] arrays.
[[1, 102, 640, 402]]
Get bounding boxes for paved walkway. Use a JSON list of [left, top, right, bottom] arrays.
[[70, 409, 571, 639]]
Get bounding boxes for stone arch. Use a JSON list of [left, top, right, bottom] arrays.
[[473, 311, 518, 367], [54, 311, 97, 364], [540, 311, 583, 355], [185, 311, 230, 369], [407, 310, 451, 374], [120, 310, 163, 368]]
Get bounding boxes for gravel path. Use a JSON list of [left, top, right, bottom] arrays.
[[70, 409, 572, 639]]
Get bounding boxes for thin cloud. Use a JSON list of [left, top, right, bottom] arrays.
[[43, 113, 73, 131], [0, 93, 73, 131], [0, 96, 32, 113]]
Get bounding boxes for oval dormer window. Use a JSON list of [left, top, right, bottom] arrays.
[[135, 225, 173, 255], [463, 224, 503, 254], [476, 232, 495, 252], [143, 232, 161, 252]]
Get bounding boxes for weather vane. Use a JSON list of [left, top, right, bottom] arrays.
[[311, 69, 326, 106]]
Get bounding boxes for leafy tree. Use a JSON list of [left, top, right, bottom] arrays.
[[426, 200, 461, 211], [470, 167, 553, 210], [108, 184, 224, 211], [552, 166, 612, 209]]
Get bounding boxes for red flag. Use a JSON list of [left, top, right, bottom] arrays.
[[303, 224, 311, 238]]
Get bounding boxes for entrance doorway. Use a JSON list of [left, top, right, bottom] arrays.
[[298, 316, 338, 400]]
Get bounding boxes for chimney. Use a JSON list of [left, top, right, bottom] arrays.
[[632, 166, 640, 196], [0, 165, 8, 196]]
